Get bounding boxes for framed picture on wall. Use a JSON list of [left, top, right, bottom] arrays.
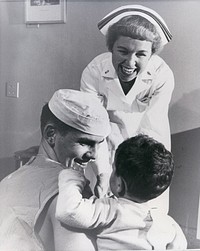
[[25, 0, 66, 24]]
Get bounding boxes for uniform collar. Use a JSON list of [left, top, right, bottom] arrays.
[[105, 69, 154, 103], [119, 197, 150, 215], [101, 54, 157, 103], [101, 56, 118, 78], [28, 154, 64, 169]]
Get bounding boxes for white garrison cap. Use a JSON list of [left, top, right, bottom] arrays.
[[98, 5, 172, 46], [48, 89, 111, 137]]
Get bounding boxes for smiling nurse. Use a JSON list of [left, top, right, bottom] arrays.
[[80, 5, 174, 213], [111, 36, 152, 93]]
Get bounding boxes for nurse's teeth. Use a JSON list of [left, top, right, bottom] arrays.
[[122, 66, 134, 75]]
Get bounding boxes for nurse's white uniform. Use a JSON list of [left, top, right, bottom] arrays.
[[81, 52, 174, 213]]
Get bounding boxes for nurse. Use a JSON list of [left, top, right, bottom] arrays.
[[80, 5, 174, 212]]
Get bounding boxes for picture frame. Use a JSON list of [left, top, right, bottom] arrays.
[[25, 0, 66, 24]]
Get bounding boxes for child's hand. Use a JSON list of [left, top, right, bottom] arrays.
[[71, 162, 85, 174], [66, 158, 85, 173], [59, 169, 86, 192]]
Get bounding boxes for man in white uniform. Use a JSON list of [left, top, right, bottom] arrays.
[[0, 89, 110, 251]]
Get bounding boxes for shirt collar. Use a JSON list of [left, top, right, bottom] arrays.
[[119, 197, 150, 215], [29, 153, 64, 169], [101, 59, 117, 78]]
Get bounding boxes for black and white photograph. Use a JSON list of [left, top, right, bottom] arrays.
[[0, 0, 200, 250]]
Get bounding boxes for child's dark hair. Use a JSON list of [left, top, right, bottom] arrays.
[[40, 103, 74, 136], [114, 134, 174, 201], [106, 15, 162, 54]]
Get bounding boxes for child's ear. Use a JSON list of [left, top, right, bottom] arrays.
[[116, 176, 126, 197], [43, 124, 56, 147]]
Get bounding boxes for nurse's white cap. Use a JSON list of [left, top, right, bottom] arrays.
[[48, 89, 111, 137], [98, 5, 172, 46]]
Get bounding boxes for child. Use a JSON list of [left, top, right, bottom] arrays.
[[56, 134, 187, 250]]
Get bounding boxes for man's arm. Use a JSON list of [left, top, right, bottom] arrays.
[[40, 196, 96, 251], [36, 195, 57, 251]]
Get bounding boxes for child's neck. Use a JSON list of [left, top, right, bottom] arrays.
[[122, 193, 147, 204]]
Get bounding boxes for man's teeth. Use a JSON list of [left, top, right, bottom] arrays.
[[75, 161, 88, 167], [122, 66, 135, 75]]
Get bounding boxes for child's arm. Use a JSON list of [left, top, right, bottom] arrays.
[[55, 169, 117, 229]]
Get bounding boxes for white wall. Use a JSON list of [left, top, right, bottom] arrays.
[[0, 0, 200, 160]]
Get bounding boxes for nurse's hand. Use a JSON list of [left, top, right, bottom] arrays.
[[107, 111, 125, 127], [107, 123, 124, 150], [94, 173, 110, 198]]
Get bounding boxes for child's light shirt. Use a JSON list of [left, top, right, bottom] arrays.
[[56, 169, 187, 250]]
